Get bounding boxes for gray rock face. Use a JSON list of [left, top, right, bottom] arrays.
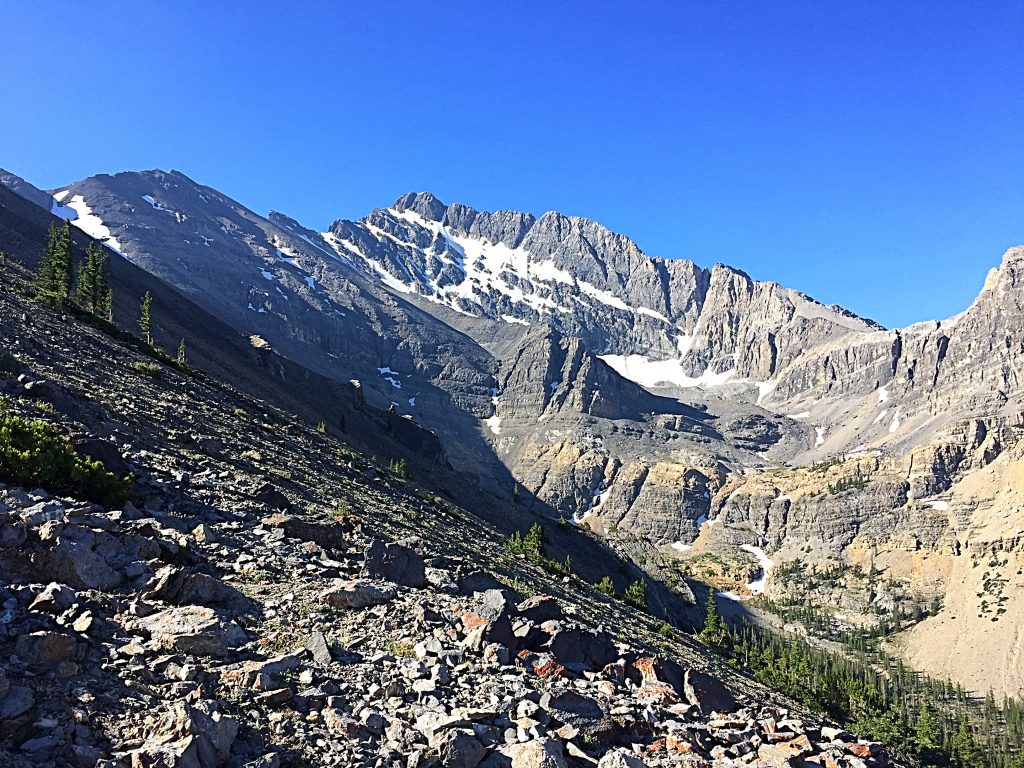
[[6, 168, 1024, 676]]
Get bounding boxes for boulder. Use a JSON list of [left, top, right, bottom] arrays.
[[321, 579, 396, 608], [363, 538, 425, 587], [265, 513, 347, 550], [138, 606, 245, 657], [436, 728, 486, 768], [0, 685, 34, 720], [29, 582, 78, 613], [546, 627, 616, 671], [130, 700, 238, 768], [14, 631, 76, 664], [510, 738, 568, 768], [43, 537, 122, 590], [517, 595, 564, 624], [683, 669, 738, 715], [597, 749, 651, 768], [143, 565, 241, 606], [254, 482, 290, 511]]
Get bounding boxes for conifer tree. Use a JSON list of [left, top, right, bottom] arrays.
[[73, 242, 109, 314], [177, 338, 187, 365], [36, 222, 74, 302], [139, 291, 153, 344], [699, 595, 729, 650]]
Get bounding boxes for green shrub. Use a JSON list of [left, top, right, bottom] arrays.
[[596, 576, 617, 597], [131, 360, 162, 378], [624, 580, 648, 611], [0, 411, 132, 506], [389, 458, 408, 479]]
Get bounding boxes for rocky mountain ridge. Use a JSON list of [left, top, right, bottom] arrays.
[[3, 166, 1023, 698]]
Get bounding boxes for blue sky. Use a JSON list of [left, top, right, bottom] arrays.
[[2, 1, 1021, 327]]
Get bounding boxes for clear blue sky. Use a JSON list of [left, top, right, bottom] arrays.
[[2, 2, 1021, 327]]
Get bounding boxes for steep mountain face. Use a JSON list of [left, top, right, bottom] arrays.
[[4, 166, 1024, 696]]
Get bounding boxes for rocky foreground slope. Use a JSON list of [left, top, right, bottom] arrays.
[[0, 253, 907, 765]]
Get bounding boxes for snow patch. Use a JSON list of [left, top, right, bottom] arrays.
[[671, 541, 692, 553], [889, 411, 901, 433], [877, 386, 890, 404], [501, 314, 530, 326], [60, 195, 125, 254], [789, 411, 810, 419], [260, 269, 276, 281], [636, 307, 669, 323], [599, 354, 736, 390], [740, 544, 774, 595], [926, 500, 949, 511], [578, 281, 631, 311], [485, 414, 502, 435], [814, 426, 825, 447]]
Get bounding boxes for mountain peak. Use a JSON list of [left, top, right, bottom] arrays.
[[393, 191, 447, 221]]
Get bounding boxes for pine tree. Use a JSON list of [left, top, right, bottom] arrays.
[[73, 242, 108, 313], [699, 595, 729, 650], [54, 221, 73, 300], [624, 580, 648, 611], [36, 222, 73, 303], [950, 716, 986, 767], [139, 291, 152, 344], [102, 288, 114, 322], [914, 697, 942, 762], [177, 338, 187, 365]]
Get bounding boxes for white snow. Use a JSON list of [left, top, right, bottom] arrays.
[[304, 275, 316, 290], [578, 281, 631, 311], [636, 307, 670, 323], [755, 380, 775, 405], [501, 314, 530, 326], [549, 381, 561, 393], [877, 386, 890, 404], [926, 500, 949, 511], [407, 397, 417, 407], [530, 260, 575, 285], [740, 544, 774, 595], [59, 194, 125, 254], [485, 414, 502, 435], [873, 409, 889, 424], [719, 591, 742, 602], [671, 541, 692, 553], [675, 333, 694, 357], [385, 377, 402, 390], [599, 353, 736, 390], [789, 411, 811, 419], [814, 426, 825, 447], [889, 411, 901, 433], [50, 192, 78, 221], [377, 367, 399, 375], [260, 269, 276, 281]]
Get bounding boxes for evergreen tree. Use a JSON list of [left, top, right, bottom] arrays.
[[914, 697, 943, 762], [73, 242, 109, 314], [624, 580, 648, 611], [102, 288, 114, 322], [950, 717, 986, 767], [177, 338, 187, 365], [36, 222, 74, 303], [139, 291, 153, 344], [699, 595, 729, 650]]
